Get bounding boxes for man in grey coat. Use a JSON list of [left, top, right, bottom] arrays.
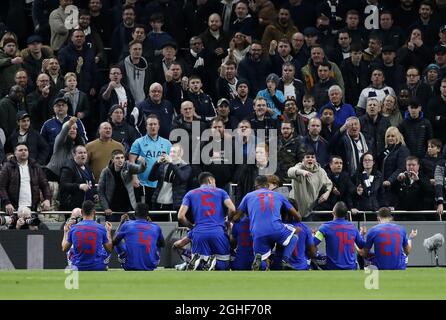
[[98, 149, 146, 221]]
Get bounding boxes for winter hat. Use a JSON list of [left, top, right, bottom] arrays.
[[236, 78, 249, 90], [266, 73, 280, 85], [425, 63, 440, 72], [2, 37, 16, 47], [108, 104, 125, 116]]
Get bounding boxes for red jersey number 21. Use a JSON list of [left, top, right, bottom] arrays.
[[201, 194, 215, 217]]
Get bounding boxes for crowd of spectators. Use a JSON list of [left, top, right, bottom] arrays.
[[1, 0, 446, 221]]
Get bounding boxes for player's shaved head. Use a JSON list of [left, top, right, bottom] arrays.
[[333, 201, 348, 218], [255, 175, 269, 189], [135, 202, 149, 218]]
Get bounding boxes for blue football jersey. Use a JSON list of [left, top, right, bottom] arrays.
[[289, 222, 314, 270], [115, 219, 164, 271], [182, 186, 229, 232], [238, 188, 293, 237], [365, 223, 408, 270], [67, 220, 109, 271], [314, 218, 365, 270], [272, 221, 314, 270], [231, 216, 254, 270]]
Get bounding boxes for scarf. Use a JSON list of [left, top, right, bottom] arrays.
[[66, 89, 80, 114], [348, 132, 369, 174], [221, 0, 239, 33]]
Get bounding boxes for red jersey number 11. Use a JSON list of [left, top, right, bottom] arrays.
[[258, 193, 274, 212]]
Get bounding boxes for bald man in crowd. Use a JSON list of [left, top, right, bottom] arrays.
[[86, 122, 125, 183]]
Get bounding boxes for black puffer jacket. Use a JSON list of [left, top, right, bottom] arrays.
[[58, 42, 97, 93], [170, 117, 207, 166], [238, 54, 272, 98], [398, 113, 433, 158]]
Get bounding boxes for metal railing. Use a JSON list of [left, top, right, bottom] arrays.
[[0, 185, 443, 224], [0, 211, 178, 222], [308, 211, 442, 222], [229, 183, 443, 221], [0, 210, 442, 223]]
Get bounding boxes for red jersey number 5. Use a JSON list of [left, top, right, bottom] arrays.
[[201, 194, 215, 217]]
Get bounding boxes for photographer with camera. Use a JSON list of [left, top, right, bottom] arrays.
[[60, 208, 82, 231], [0, 214, 16, 230], [14, 206, 48, 230], [0, 143, 51, 215], [392, 156, 434, 219]]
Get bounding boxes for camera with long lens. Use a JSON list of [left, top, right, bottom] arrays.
[[65, 216, 82, 229], [0, 214, 18, 227], [23, 213, 41, 227], [70, 216, 83, 224]]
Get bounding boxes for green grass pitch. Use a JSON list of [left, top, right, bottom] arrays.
[[0, 268, 445, 300]]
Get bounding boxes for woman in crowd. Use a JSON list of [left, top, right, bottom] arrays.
[[397, 28, 433, 73], [46, 116, 85, 181], [381, 95, 403, 127], [352, 152, 387, 212], [44, 116, 85, 212], [378, 127, 410, 206], [225, 32, 251, 65]]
